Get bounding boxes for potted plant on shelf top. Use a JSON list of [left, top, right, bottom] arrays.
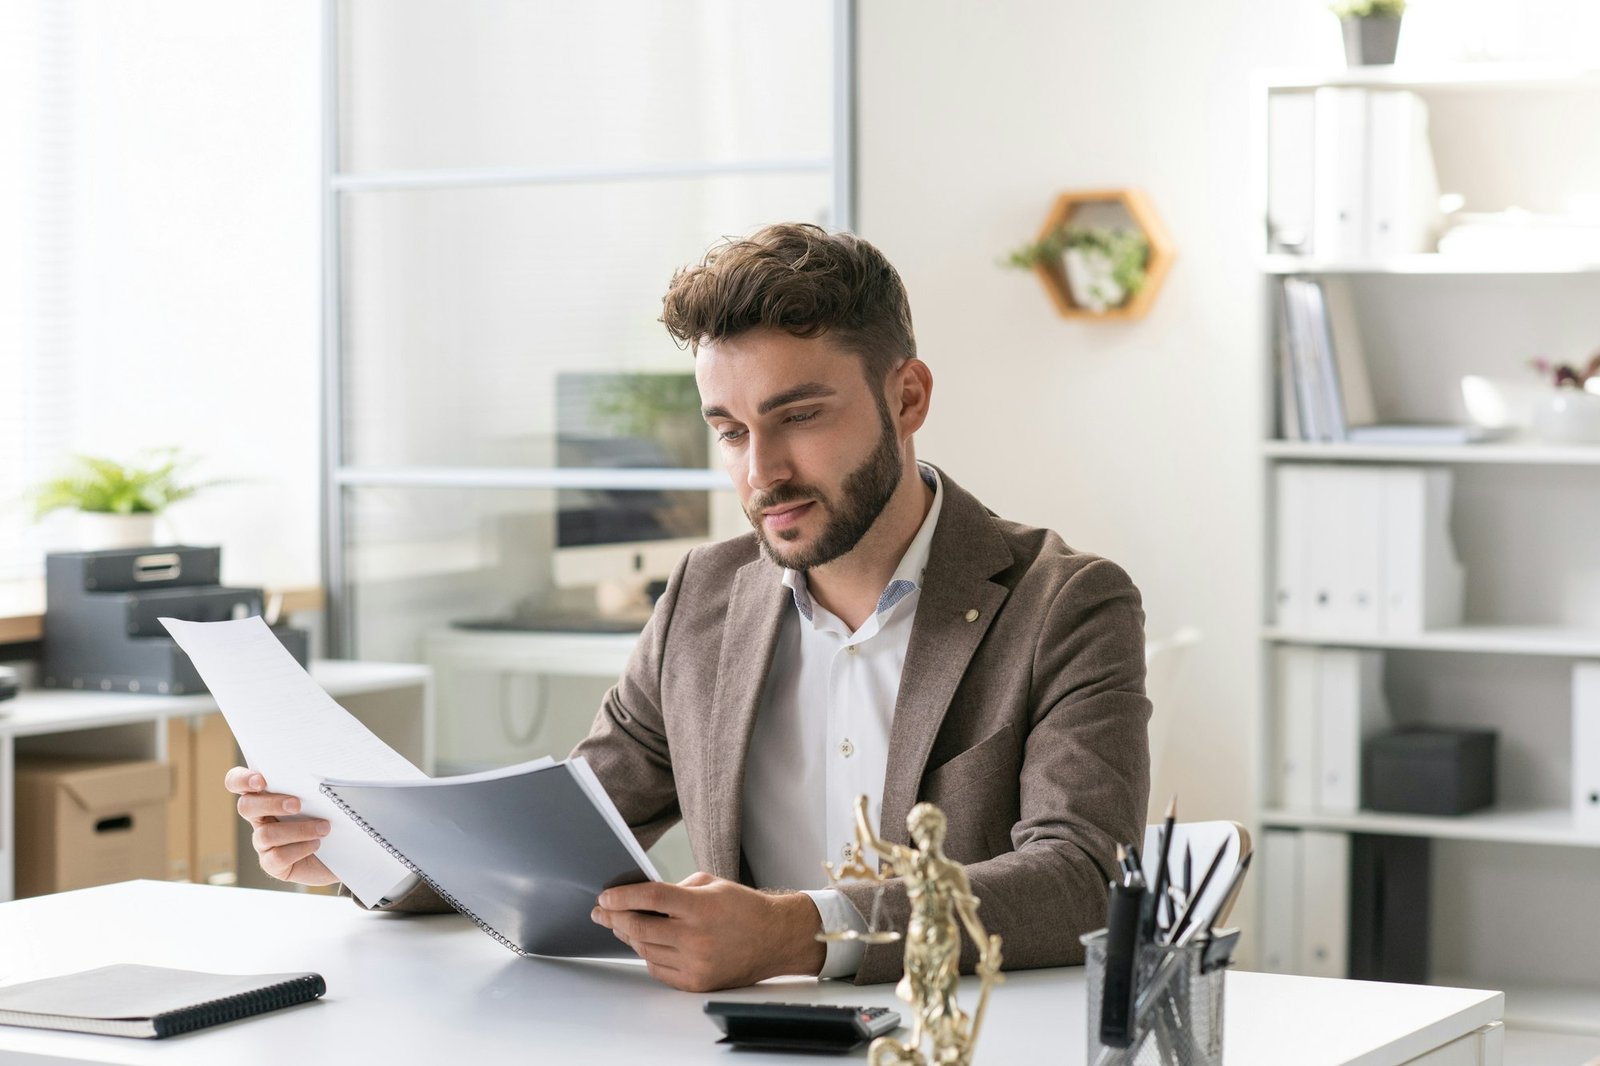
[[1005, 224, 1152, 315], [31, 448, 218, 551], [1331, 0, 1406, 66]]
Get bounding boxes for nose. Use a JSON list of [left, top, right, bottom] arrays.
[[744, 429, 791, 494]]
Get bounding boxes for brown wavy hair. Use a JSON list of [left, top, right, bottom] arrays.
[[660, 223, 917, 385]]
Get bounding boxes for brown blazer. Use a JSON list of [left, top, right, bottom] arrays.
[[572, 467, 1151, 984]]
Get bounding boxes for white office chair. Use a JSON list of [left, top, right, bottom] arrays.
[[1139, 820, 1251, 933]]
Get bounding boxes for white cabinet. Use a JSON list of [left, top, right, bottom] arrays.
[[1255, 65, 1600, 1035]]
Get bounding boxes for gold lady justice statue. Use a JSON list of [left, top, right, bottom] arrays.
[[821, 795, 1003, 1066]]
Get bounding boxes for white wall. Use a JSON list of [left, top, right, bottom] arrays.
[[855, 0, 1600, 942]]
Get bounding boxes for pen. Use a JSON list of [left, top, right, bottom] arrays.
[[1172, 840, 1229, 945], [1099, 845, 1145, 1049], [1151, 797, 1176, 933], [1200, 851, 1254, 939]]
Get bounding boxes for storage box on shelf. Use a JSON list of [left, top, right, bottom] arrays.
[[1254, 64, 1600, 1034]]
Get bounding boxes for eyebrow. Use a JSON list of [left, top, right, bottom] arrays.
[[702, 382, 837, 421]]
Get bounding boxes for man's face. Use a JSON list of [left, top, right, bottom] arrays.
[[696, 329, 903, 571]]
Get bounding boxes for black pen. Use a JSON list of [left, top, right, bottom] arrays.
[[1201, 851, 1254, 939], [1151, 797, 1176, 933], [1172, 839, 1229, 944], [1099, 845, 1145, 1049]]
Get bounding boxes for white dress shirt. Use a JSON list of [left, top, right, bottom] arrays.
[[740, 464, 943, 979]]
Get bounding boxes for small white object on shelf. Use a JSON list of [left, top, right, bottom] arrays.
[[1531, 389, 1600, 444]]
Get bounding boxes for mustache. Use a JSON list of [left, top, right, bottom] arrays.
[[747, 485, 822, 513]]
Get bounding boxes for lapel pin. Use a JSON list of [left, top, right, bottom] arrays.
[[964, 609, 979, 622]]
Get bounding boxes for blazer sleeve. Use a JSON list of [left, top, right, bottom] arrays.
[[567, 550, 688, 851], [840, 556, 1152, 985]]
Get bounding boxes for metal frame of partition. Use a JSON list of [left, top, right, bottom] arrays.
[[319, 0, 857, 657]]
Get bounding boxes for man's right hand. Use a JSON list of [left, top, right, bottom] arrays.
[[225, 767, 337, 886]]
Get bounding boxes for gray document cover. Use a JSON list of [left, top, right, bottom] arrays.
[[320, 757, 657, 959]]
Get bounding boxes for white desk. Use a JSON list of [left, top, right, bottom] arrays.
[[0, 881, 1502, 1065]]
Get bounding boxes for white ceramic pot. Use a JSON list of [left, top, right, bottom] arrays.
[[1531, 389, 1600, 444], [73, 512, 159, 551], [1062, 247, 1126, 314]]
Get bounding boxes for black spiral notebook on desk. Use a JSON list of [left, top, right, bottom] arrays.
[[0, 964, 325, 1038]]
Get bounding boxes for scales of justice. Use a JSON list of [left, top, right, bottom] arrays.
[[820, 795, 1004, 1066]]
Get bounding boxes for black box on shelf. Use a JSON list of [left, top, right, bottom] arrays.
[[1363, 727, 1497, 816], [42, 625, 309, 696], [48, 584, 265, 640], [42, 545, 308, 695], [46, 546, 222, 593]]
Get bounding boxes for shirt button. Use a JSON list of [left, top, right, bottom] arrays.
[[839, 738, 855, 758], [841, 842, 855, 862], [845, 644, 859, 655]]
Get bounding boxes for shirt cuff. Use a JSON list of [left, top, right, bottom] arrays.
[[802, 888, 867, 980]]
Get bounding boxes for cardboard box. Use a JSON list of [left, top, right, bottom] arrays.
[[164, 718, 194, 881], [191, 714, 239, 886], [15, 757, 173, 898]]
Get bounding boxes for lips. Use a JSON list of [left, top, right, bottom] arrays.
[[762, 500, 815, 531]]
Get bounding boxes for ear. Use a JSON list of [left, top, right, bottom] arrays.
[[888, 359, 933, 437]]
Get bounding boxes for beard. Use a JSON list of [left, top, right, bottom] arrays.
[[746, 407, 904, 572]]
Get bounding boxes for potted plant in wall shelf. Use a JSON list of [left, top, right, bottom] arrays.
[[1528, 353, 1600, 444], [1006, 224, 1152, 315], [1331, 0, 1405, 67], [32, 449, 219, 550]]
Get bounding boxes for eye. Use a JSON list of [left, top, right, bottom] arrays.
[[785, 409, 819, 425], [716, 427, 747, 444]]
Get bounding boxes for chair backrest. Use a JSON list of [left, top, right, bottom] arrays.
[[1139, 820, 1252, 931]]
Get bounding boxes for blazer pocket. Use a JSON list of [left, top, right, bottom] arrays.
[[921, 722, 1019, 804]]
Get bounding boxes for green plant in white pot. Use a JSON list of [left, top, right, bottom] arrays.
[[1331, 0, 1405, 66], [32, 449, 216, 551], [1005, 225, 1151, 314]]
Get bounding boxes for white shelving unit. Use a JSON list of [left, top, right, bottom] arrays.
[[1255, 65, 1600, 1036]]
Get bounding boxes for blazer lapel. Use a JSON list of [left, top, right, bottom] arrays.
[[879, 472, 1013, 846], [703, 555, 789, 880]]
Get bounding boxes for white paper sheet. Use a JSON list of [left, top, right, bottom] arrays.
[[160, 616, 422, 905]]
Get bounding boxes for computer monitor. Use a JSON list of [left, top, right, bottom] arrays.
[[551, 372, 711, 614]]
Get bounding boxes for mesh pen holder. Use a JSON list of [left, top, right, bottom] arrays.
[[1081, 928, 1230, 1066]]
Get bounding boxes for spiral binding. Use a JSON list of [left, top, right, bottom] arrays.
[[319, 784, 528, 958], [153, 974, 326, 1038]]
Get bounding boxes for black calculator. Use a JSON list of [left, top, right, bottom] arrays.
[[703, 1000, 902, 1053]]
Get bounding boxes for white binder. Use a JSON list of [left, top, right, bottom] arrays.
[[1274, 646, 1320, 809], [1300, 466, 1341, 634], [1298, 829, 1350, 978], [1273, 465, 1310, 630], [1302, 466, 1384, 636], [1366, 90, 1441, 260], [1312, 88, 1370, 262], [1575, 663, 1600, 835], [1259, 828, 1302, 974], [1267, 91, 1317, 255], [1380, 467, 1464, 634], [1316, 648, 1389, 814]]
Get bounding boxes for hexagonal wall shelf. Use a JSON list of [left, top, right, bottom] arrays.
[[1029, 187, 1175, 321]]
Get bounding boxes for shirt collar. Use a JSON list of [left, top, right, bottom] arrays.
[[783, 463, 943, 624]]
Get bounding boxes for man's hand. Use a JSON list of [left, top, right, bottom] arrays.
[[224, 766, 337, 887], [591, 872, 826, 992]]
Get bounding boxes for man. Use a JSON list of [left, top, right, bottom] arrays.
[[227, 222, 1150, 993]]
